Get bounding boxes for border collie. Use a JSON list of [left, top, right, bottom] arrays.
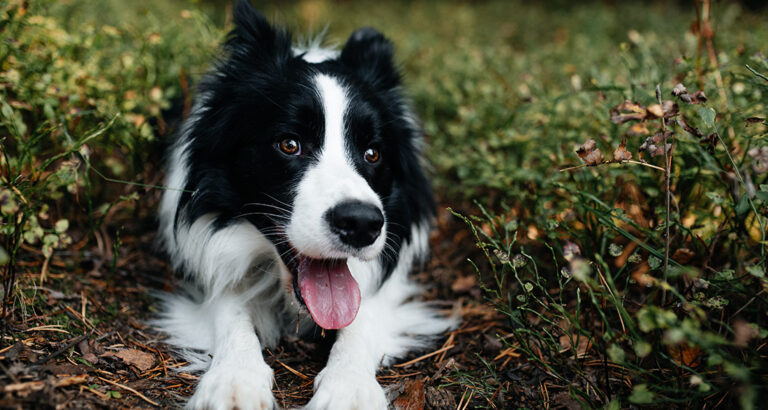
[[156, 1, 456, 408]]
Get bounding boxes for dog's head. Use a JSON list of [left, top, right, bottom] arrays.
[[178, 0, 433, 329]]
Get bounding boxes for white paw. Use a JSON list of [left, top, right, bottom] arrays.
[[304, 368, 387, 410], [187, 360, 276, 410]]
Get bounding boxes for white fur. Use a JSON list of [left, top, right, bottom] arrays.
[[295, 47, 339, 64], [286, 74, 386, 261], [183, 291, 277, 410]]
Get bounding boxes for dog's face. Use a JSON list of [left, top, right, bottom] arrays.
[[179, 2, 433, 330]]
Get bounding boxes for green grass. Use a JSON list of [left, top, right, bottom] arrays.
[[2, 0, 768, 408]]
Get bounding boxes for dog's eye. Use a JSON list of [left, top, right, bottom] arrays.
[[278, 138, 301, 156], [364, 147, 380, 163]]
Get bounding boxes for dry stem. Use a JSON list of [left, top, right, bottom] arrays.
[[559, 159, 665, 173], [656, 85, 672, 293]]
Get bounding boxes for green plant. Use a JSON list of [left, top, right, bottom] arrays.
[[453, 36, 768, 409], [1, 0, 220, 325]]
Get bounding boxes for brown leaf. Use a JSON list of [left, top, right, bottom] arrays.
[[451, 275, 477, 293], [733, 320, 760, 347], [393, 379, 425, 410], [676, 88, 708, 104], [677, 116, 703, 137], [746, 117, 766, 126], [632, 263, 654, 287], [661, 100, 679, 118], [610, 100, 648, 124], [562, 241, 581, 262], [672, 83, 688, 96], [748, 146, 768, 174], [647, 104, 664, 118], [109, 349, 156, 372], [559, 334, 590, 357], [614, 142, 633, 161], [576, 139, 604, 166], [700, 133, 717, 154], [667, 343, 701, 368], [672, 248, 695, 264], [639, 131, 673, 157], [627, 122, 652, 136]]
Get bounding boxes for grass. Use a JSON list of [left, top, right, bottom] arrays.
[[2, 0, 768, 408]]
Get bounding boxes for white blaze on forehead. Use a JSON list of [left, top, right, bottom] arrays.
[[284, 74, 386, 261], [315, 74, 349, 165]]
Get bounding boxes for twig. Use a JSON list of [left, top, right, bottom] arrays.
[[701, 0, 728, 110], [98, 376, 159, 406], [275, 358, 310, 380], [559, 159, 665, 173], [394, 344, 455, 368], [36, 332, 90, 364], [2, 374, 88, 393], [460, 389, 475, 410], [656, 84, 672, 293], [694, 0, 704, 89], [746, 64, 768, 83]]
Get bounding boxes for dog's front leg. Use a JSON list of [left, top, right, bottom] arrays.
[[304, 296, 394, 410], [187, 292, 276, 410]]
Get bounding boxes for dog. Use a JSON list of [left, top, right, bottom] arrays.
[[155, 1, 456, 408]]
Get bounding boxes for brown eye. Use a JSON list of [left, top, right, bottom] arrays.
[[278, 138, 301, 155], [364, 147, 380, 163]]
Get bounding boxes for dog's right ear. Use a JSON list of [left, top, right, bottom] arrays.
[[341, 27, 400, 91], [225, 0, 292, 64]]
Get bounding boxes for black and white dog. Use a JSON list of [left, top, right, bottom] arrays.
[[156, 1, 455, 408]]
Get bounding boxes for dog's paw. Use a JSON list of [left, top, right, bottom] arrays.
[[304, 368, 387, 410], [187, 361, 276, 410]]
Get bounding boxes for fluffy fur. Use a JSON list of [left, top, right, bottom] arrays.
[[155, 1, 456, 409]]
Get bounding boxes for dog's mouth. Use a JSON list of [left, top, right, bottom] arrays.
[[284, 249, 361, 330]]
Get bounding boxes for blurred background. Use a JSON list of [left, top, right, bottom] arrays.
[[2, 0, 767, 408]]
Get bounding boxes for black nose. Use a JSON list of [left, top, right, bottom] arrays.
[[325, 201, 384, 249]]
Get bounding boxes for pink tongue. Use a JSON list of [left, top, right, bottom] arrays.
[[297, 259, 361, 330]]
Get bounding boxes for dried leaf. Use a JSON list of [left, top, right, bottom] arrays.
[[748, 146, 768, 174], [559, 334, 590, 357], [733, 320, 760, 347], [700, 133, 717, 154], [451, 275, 477, 293], [576, 139, 604, 165], [639, 131, 673, 157], [675, 85, 708, 104], [677, 116, 703, 137], [109, 349, 156, 372], [632, 263, 654, 287], [647, 104, 664, 118], [667, 343, 701, 368], [393, 379, 425, 410], [563, 241, 581, 262], [627, 122, 652, 136], [671, 248, 695, 264], [746, 117, 766, 126], [614, 143, 633, 161], [610, 100, 648, 124], [78, 339, 99, 365], [671, 83, 688, 96], [689, 90, 707, 103], [660, 100, 679, 118]]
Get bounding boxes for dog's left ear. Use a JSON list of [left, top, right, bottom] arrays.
[[340, 28, 400, 90], [225, 0, 293, 66]]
